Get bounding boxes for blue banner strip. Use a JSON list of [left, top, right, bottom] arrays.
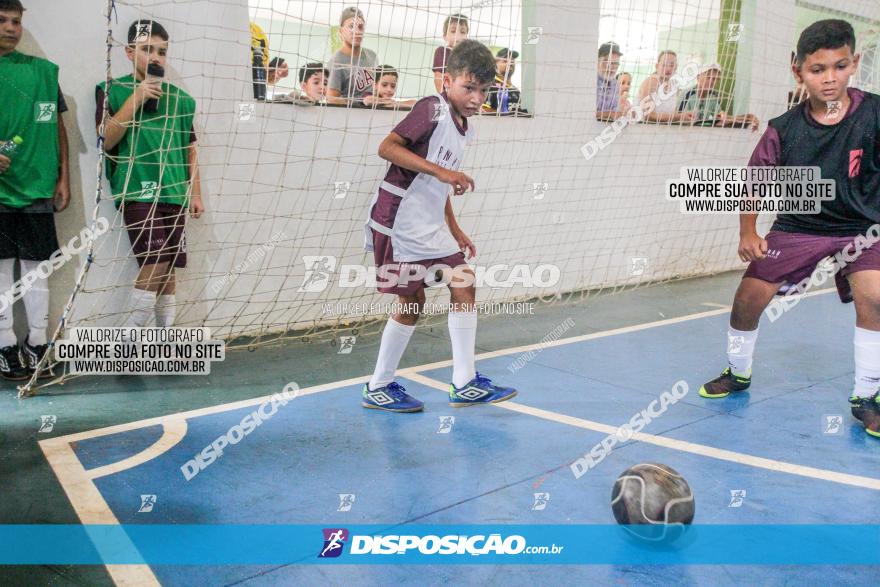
[[1, 525, 878, 565]]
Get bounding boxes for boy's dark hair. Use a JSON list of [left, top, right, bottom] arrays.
[[375, 65, 398, 80], [128, 20, 169, 45], [0, 0, 24, 14], [298, 62, 328, 83], [269, 57, 286, 69], [598, 42, 621, 58], [446, 39, 495, 84], [340, 6, 364, 26], [795, 19, 856, 65], [443, 13, 468, 35]]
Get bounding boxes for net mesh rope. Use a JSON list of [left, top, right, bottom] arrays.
[[18, 0, 880, 395]]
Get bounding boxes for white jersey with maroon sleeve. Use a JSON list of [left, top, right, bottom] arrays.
[[364, 93, 474, 262]]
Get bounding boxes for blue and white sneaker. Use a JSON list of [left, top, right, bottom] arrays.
[[362, 382, 424, 413], [449, 372, 517, 407]]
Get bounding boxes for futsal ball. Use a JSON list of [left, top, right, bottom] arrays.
[[611, 463, 695, 526]]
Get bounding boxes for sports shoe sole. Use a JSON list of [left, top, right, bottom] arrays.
[[1, 371, 30, 381], [361, 402, 424, 413], [866, 427, 880, 438], [450, 390, 518, 408], [698, 385, 731, 399]]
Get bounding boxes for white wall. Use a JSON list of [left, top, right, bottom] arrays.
[[18, 0, 877, 341]]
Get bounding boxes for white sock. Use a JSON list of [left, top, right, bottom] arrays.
[[853, 326, 880, 398], [0, 258, 16, 347], [368, 319, 415, 390], [155, 294, 176, 327], [449, 310, 478, 388], [20, 259, 49, 346], [727, 326, 759, 378], [125, 288, 157, 327]]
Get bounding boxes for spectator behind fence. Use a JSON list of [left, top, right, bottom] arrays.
[[617, 72, 632, 103], [432, 13, 468, 93], [327, 6, 376, 103], [299, 62, 328, 102], [596, 42, 629, 121], [370, 65, 417, 107], [678, 63, 759, 131], [638, 50, 694, 124], [484, 48, 527, 114]]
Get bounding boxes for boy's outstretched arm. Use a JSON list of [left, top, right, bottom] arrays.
[[378, 131, 474, 196]]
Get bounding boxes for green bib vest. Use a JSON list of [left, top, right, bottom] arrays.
[[0, 51, 60, 208], [98, 75, 196, 206]]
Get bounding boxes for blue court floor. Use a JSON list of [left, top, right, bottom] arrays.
[[33, 288, 880, 586]]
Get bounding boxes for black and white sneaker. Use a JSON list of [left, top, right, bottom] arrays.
[[0, 345, 29, 381], [23, 342, 54, 379]]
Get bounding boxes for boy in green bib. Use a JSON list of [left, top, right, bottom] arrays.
[[96, 20, 204, 328], [0, 0, 71, 380]]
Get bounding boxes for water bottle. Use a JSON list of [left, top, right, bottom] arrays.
[[499, 87, 510, 113], [0, 136, 23, 158], [143, 63, 165, 114], [252, 44, 267, 101]]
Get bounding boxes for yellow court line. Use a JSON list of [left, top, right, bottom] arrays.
[[405, 370, 880, 492]]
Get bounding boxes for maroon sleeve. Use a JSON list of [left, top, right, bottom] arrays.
[[747, 125, 782, 167], [432, 46, 450, 73], [392, 97, 439, 146]]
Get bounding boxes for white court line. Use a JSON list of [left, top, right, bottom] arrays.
[[37, 288, 841, 586], [406, 371, 880, 492], [42, 286, 838, 447], [84, 420, 189, 480], [38, 438, 161, 586], [42, 303, 740, 447]]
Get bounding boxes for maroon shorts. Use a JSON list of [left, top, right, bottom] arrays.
[[371, 231, 467, 295], [122, 202, 187, 268], [744, 230, 880, 303]]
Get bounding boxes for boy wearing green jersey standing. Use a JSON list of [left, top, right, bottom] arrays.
[[96, 20, 204, 328], [0, 0, 71, 380]]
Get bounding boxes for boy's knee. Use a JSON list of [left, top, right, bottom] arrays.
[[854, 289, 880, 317], [731, 284, 776, 329], [394, 294, 424, 323]]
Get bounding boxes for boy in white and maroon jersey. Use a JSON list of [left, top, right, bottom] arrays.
[[362, 39, 517, 413]]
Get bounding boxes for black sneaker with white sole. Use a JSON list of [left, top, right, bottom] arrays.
[[0, 345, 29, 381], [23, 342, 54, 379]]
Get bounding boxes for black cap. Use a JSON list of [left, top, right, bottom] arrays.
[[496, 48, 519, 60], [598, 42, 622, 57]]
